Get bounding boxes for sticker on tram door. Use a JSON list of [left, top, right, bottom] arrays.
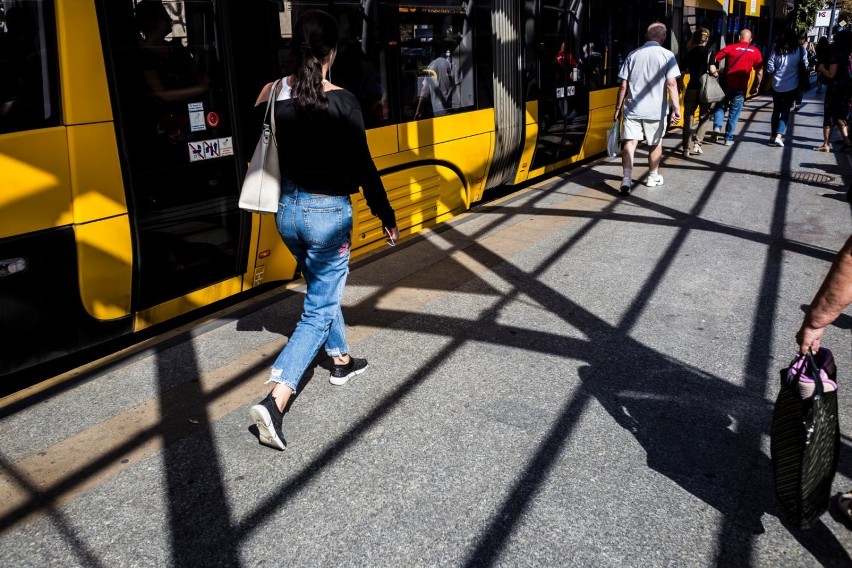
[[188, 137, 233, 162]]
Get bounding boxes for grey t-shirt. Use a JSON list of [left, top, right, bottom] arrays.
[[617, 41, 681, 120], [420, 55, 456, 113]]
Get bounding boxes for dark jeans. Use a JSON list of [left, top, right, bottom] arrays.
[[771, 88, 798, 140]]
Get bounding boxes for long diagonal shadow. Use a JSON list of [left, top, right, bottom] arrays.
[[461, 99, 849, 565], [0, 455, 104, 567], [155, 344, 242, 566]]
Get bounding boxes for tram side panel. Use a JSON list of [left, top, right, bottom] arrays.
[[0, 1, 134, 382]]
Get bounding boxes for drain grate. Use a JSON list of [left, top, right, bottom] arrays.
[[787, 171, 835, 184]]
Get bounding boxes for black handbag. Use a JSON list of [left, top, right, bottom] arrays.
[[771, 349, 840, 529], [798, 47, 811, 93]]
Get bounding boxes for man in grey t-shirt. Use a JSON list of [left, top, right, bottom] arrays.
[[614, 23, 681, 195]]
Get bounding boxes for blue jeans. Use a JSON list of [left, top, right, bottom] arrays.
[[269, 180, 353, 392], [713, 87, 746, 142], [770, 88, 798, 138]]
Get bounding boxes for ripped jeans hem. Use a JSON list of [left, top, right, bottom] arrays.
[[264, 369, 298, 394]]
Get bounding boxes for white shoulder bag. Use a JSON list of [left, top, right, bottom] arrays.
[[239, 79, 282, 214]]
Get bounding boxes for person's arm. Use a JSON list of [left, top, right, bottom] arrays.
[[346, 99, 397, 233], [750, 60, 764, 95], [820, 62, 838, 79], [613, 79, 628, 121], [765, 54, 776, 75], [666, 77, 681, 122], [797, 234, 852, 353]]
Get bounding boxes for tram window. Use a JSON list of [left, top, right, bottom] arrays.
[[279, 2, 390, 128], [0, 0, 60, 134], [398, 1, 475, 121], [587, 1, 669, 89]]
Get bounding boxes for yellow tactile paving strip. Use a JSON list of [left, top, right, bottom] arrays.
[[0, 175, 614, 533]]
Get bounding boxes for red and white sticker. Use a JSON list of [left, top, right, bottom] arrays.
[[188, 137, 233, 162]]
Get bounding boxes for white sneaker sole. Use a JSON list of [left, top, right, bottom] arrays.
[[250, 404, 285, 450], [329, 363, 369, 386]]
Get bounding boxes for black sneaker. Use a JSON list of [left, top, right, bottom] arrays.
[[330, 357, 368, 385], [249, 393, 286, 450]]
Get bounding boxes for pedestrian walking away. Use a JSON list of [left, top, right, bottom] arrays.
[[766, 29, 807, 148], [796, 234, 852, 526], [712, 29, 763, 146], [614, 22, 681, 195], [679, 27, 718, 157], [814, 30, 852, 152], [247, 10, 399, 451]]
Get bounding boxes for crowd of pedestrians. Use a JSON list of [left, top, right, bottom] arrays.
[[615, 23, 852, 190], [614, 22, 851, 526]]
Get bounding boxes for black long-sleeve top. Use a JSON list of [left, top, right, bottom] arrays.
[[257, 87, 396, 229], [683, 45, 714, 91]]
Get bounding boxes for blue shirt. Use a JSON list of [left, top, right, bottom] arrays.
[[767, 48, 807, 93]]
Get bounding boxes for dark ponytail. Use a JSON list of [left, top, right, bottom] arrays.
[[291, 10, 339, 113]]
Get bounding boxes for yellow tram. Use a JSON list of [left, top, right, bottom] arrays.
[[0, 0, 776, 386]]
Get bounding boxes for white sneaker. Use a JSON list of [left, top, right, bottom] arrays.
[[645, 173, 664, 187], [691, 143, 703, 155], [771, 136, 784, 147]]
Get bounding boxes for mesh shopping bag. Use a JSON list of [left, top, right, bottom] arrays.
[[771, 348, 840, 529]]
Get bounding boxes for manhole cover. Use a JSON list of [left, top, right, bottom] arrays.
[[787, 171, 835, 184]]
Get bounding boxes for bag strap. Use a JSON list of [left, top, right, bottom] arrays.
[[265, 79, 282, 147], [724, 45, 750, 72], [806, 348, 826, 397]]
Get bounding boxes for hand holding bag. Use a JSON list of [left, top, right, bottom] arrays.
[[239, 79, 282, 214], [771, 348, 840, 529], [606, 120, 620, 158], [699, 73, 725, 104]]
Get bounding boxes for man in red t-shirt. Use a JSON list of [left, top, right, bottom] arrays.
[[712, 29, 764, 145]]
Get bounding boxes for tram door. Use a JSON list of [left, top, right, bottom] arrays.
[[530, 0, 589, 169], [99, 0, 247, 309]]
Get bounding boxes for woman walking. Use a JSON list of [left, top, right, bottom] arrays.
[[765, 29, 807, 147], [679, 28, 718, 157], [249, 10, 398, 451]]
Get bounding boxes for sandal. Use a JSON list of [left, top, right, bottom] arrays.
[[814, 145, 832, 152]]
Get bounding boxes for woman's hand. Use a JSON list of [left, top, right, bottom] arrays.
[[384, 226, 400, 246]]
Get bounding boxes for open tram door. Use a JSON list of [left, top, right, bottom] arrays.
[[528, 0, 590, 170], [99, 0, 253, 313]]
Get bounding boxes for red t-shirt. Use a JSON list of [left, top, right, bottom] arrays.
[[715, 42, 763, 89]]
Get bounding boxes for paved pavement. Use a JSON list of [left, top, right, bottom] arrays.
[[0, 88, 851, 567]]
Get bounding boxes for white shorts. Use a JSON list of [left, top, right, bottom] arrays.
[[622, 117, 666, 146]]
